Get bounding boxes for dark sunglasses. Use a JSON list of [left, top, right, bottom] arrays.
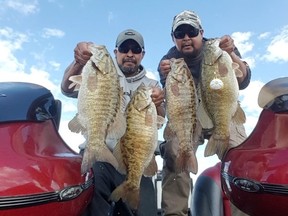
[[173, 28, 199, 39], [118, 44, 142, 54]]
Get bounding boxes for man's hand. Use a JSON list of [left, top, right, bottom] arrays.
[[151, 87, 165, 107], [159, 59, 171, 77], [219, 35, 235, 54], [74, 42, 93, 66]]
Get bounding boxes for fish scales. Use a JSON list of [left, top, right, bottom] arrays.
[[164, 58, 198, 174], [110, 85, 158, 209], [68, 44, 123, 174], [200, 38, 246, 159]]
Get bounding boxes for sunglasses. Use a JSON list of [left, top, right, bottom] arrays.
[[118, 44, 143, 54], [173, 28, 199, 39]]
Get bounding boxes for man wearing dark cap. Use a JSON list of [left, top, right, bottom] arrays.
[[158, 10, 251, 216], [61, 29, 165, 216]]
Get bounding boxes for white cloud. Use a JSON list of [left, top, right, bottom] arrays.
[[48, 60, 61, 71], [263, 25, 288, 62], [232, 31, 254, 56], [2, 0, 39, 15], [0, 28, 27, 76], [42, 28, 65, 38], [258, 32, 270, 40], [239, 80, 264, 134], [146, 69, 158, 81]]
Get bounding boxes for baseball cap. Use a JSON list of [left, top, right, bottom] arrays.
[[115, 29, 145, 49], [172, 10, 202, 32]]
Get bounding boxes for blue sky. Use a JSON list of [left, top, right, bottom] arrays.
[[1, 0, 288, 181]]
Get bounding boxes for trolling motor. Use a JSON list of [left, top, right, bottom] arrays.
[[221, 77, 288, 216]]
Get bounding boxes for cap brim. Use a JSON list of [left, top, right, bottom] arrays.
[[258, 77, 288, 108], [173, 21, 200, 32]]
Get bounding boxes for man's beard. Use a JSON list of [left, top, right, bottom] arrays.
[[182, 48, 202, 58], [119, 59, 138, 76], [119, 65, 138, 76]]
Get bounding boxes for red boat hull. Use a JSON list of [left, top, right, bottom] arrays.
[[222, 109, 288, 216], [0, 82, 93, 216]]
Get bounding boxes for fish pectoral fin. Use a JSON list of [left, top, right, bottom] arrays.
[[232, 102, 246, 124], [196, 101, 214, 129], [113, 140, 127, 174], [143, 155, 158, 177]]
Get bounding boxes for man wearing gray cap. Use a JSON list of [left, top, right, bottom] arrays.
[[158, 10, 251, 216], [61, 29, 165, 216]]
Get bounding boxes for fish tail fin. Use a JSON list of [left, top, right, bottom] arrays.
[[110, 182, 140, 210], [81, 146, 96, 174], [176, 147, 198, 174], [97, 143, 119, 169], [204, 135, 229, 160], [125, 188, 140, 210], [110, 182, 126, 202], [81, 142, 119, 174], [143, 155, 158, 177]]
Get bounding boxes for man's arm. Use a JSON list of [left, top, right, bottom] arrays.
[[231, 47, 251, 90], [61, 42, 93, 98], [61, 60, 84, 98]]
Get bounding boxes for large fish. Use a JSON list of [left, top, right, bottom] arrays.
[[68, 44, 126, 174], [110, 84, 163, 209], [164, 58, 199, 174], [199, 38, 246, 160]]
